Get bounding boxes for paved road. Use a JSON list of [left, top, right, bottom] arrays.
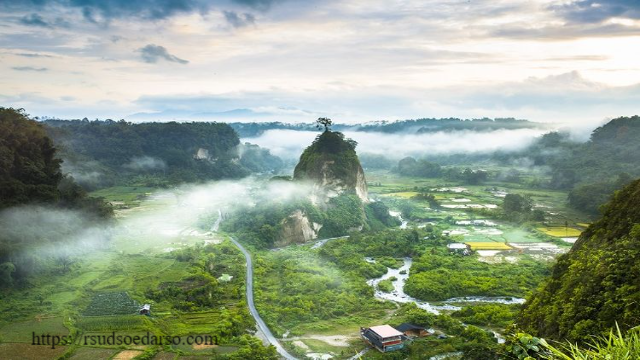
[[228, 236, 298, 360]]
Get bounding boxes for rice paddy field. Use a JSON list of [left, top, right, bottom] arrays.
[[367, 169, 589, 263], [0, 186, 253, 360], [466, 242, 512, 251], [537, 226, 583, 237]]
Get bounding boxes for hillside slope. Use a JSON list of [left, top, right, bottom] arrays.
[[517, 178, 640, 342]]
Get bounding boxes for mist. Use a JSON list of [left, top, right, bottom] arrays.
[[123, 156, 167, 171], [243, 128, 551, 161], [0, 206, 112, 274], [0, 177, 317, 278]]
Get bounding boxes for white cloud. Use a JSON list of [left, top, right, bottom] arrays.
[[0, 0, 638, 122]]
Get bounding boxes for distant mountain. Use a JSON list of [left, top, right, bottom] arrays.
[[517, 177, 640, 343]]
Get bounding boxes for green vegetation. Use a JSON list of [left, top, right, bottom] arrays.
[[377, 278, 395, 292], [406, 249, 550, 301], [254, 247, 391, 334], [293, 130, 361, 188], [44, 118, 281, 190], [396, 157, 442, 177], [506, 325, 640, 360], [82, 291, 139, 316], [0, 107, 113, 288], [518, 179, 640, 343], [452, 304, 520, 329]]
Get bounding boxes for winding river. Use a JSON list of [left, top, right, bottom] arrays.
[[366, 258, 525, 315]]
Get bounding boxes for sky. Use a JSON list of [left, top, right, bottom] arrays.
[[1, 0, 639, 125]]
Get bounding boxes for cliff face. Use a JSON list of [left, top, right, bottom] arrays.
[[275, 209, 322, 247], [293, 131, 369, 204], [518, 178, 640, 343], [275, 131, 369, 246]]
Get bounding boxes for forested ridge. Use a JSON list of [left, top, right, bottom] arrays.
[[517, 178, 640, 343], [507, 116, 640, 215], [44, 119, 283, 190], [0, 108, 113, 288]]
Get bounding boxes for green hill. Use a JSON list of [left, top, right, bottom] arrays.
[[517, 178, 640, 343]]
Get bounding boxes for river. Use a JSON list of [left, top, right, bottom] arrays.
[[366, 258, 525, 315]]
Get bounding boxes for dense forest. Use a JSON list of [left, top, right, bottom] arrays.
[[44, 119, 282, 190], [0, 108, 113, 288], [517, 178, 640, 343]]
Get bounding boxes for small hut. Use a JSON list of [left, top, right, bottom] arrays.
[[139, 304, 151, 316]]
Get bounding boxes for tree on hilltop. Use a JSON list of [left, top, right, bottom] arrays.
[[316, 117, 332, 132]]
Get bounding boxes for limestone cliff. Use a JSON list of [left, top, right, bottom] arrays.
[[293, 130, 369, 204], [275, 209, 323, 247], [275, 131, 369, 246]]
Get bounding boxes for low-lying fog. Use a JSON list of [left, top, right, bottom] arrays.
[[243, 128, 550, 160], [0, 179, 314, 261]]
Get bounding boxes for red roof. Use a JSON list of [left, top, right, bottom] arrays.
[[369, 325, 403, 338]]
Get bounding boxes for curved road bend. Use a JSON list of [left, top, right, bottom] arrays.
[[228, 236, 298, 360]]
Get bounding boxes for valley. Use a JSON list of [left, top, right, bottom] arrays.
[[2, 111, 639, 360]]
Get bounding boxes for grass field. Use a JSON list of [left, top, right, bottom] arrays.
[[89, 186, 157, 206], [0, 317, 68, 343], [68, 347, 119, 360], [0, 343, 68, 360]]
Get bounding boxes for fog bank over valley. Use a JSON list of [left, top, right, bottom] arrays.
[[243, 128, 551, 160]]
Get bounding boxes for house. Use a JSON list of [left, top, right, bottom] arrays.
[[139, 304, 151, 316], [395, 323, 431, 338], [361, 325, 405, 352], [447, 242, 471, 255]]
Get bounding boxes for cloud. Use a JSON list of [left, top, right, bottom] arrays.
[[1, 0, 281, 24], [12, 66, 48, 72], [19, 13, 50, 27], [552, 0, 640, 24], [231, 0, 278, 11], [15, 52, 54, 58], [138, 44, 188, 64], [223, 11, 256, 28], [19, 13, 70, 28]]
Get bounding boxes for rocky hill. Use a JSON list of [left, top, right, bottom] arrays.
[[275, 131, 370, 246], [293, 130, 368, 204], [517, 178, 640, 343]]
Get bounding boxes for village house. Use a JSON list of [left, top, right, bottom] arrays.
[[361, 325, 405, 352]]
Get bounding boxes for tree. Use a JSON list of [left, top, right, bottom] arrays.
[[316, 117, 333, 132], [503, 194, 532, 214]]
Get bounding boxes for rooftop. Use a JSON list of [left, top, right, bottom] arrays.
[[370, 325, 403, 338]]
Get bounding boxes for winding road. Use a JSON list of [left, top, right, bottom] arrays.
[[228, 236, 298, 360]]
